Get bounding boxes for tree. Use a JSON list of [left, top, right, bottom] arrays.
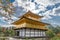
[[47, 25, 60, 34], [0, 27, 5, 37], [4, 29, 15, 37], [46, 30, 55, 38], [0, 0, 15, 21], [0, 27, 2, 36], [0, 27, 2, 33], [50, 36, 60, 40], [54, 26, 60, 34]]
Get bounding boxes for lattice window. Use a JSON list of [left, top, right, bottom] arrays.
[[20, 29, 22, 36], [16, 28, 46, 38], [39, 30, 41, 37], [26, 29, 30, 37], [16, 30, 19, 36], [34, 30, 39, 37], [30, 29, 35, 37], [22, 29, 25, 37]]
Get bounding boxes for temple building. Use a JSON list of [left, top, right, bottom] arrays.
[[12, 11, 49, 40]]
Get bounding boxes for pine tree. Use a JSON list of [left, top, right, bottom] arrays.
[[0, 0, 15, 22]]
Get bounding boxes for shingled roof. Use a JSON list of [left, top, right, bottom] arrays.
[[19, 11, 43, 19], [12, 11, 49, 30]]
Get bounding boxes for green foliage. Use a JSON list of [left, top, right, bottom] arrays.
[[0, 0, 15, 19], [4, 29, 15, 37], [46, 25, 60, 40], [6, 0, 10, 2], [25, 38, 29, 40], [46, 30, 55, 38], [0, 27, 2, 32], [47, 25, 60, 34], [50, 36, 60, 40], [54, 26, 60, 34], [0, 0, 10, 4], [0, 26, 15, 37], [0, 27, 5, 37], [32, 38, 35, 40]]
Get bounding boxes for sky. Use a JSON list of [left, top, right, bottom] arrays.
[[0, 0, 60, 27]]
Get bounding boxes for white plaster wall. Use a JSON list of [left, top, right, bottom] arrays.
[[17, 29, 46, 37]]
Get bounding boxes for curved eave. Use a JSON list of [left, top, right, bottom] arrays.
[[14, 27, 48, 31], [19, 11, 44, 19], [12, 17, 49, 30], [12, 16, 49, 25]]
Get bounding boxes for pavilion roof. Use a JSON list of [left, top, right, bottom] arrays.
[[12, 11, 49, 30]]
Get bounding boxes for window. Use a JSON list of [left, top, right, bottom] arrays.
[[30, 29, 34, 37], [20, 29, 25, 37], [39, 31, 46, 36], [35, 30, 39, 37], [26, 29, 30, 37], [18, 28, 46, 38], [39, 30, 41, 36], [40, 31, 43, 36], [22, 29, 25, 37], [16, 31, 19, 36], [20, 29, 22, 36], [31, 32, 34, 37], [42, 31, 46, 36]]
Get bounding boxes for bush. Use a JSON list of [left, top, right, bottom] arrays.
[[50, 36, 60, 40]]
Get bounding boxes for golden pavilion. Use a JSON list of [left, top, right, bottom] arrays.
[[12, 11, 49, 40]]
